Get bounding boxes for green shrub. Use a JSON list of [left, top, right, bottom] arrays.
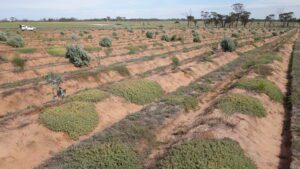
[[39, 102, 98, 140], [15, 48, 36, 54], [161, 35, 170, 42], [232, 33, 240, 38], [217, 93, 266, 117], [57, 142, 139, 169], [7, 35, 24, 48], [0, 31, 7, 42], [192, 32, 201, 43], [171, 56, 180, 67], [11, 56, 27, 70], [100, 37, 112, 47], [159, 139, 256, 169], [163, 95, 197, 111], [235, 78, 283, 102], [65, 45, 91, 67], [47, 46, 66, 56], [60, 32, 65, 36], [146, 31, 154, 39], [66, 89, 109, 102], [109, 79, 164, 105], [87, 34, 93, 39], [221, 37, 236, 52]]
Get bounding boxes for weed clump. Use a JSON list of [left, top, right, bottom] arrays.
[[192, 32, 201, 43], [216, 93, 266, 117], [7, 35, 24, 48], [171, 56, 180, 67], [235, 78, 283, 102], [161, 35, 171, 42], [65, 45, 91, 67], [109, 79, 164, 105], [220, 37, 236, 52], [39, 102, 98, 140], [100, 37, 112, 47], [159, 139, 256, 169], [66, 89, 109, 102], [109, 64, 131, 77], [11, 56, 27, 71]]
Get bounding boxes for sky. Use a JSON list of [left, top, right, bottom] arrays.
[[0, 0, 300, 20]]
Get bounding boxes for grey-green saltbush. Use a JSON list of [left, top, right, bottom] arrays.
[[65, 45, 91, 67], [100, 37, 112, 47], [221, 37, 236, 52]]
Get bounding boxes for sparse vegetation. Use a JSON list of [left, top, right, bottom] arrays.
[[163, 95, 197, 111], [159, 139, 256, 169], [171, 56, 180, 67], [216, 93, 266, 117], [109, 79, 164, 104], [65, 45, 91, 67], [192, 32, 201, 43], [39, 102, 98, 140]]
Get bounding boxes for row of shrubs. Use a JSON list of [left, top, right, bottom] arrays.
[[0, 31, 25, 48]]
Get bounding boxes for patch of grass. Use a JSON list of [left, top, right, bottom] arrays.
[[66, 89, 109, 102], [243, 53, 282, 69], [109, 79, 164, 105], [11, 56, 27, 70], [15, 48, 36, 53], [58, 142, 140, 169], [158, 139, 256, 169], [127, 45, 147, 54], [236, 78, 283, 102], [39, 102, 98, 140], [216, 93, 266, 117], [163, 95, 197, 111], [47, 46, 66, 56], [84, 46, 101, 52]]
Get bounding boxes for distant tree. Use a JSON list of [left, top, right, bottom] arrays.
[[265, 14, 275, 27], [232, 3, 245, 27], [279, 12, 294, 27], [201, 11, 211, 27], [240, 11, 251, 27]]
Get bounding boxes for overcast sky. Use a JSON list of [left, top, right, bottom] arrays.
[[0, 0, 299, 20]]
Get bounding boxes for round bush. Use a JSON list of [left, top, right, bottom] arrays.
[[65, 45, 91, 67], [100, 37, 112, 47], [0, 31, 7, 42], [7, 36, 24, 48], [55, 142, 140, 169], [221, 37, 236, 52], [66, 89, 109, 102], [39, 102, 98, 140], [110, 79, 164, 105], [159, 139, 256, 169], [146, 31, 154, 39], [161, 35, 170, 42], [216, 93, 266, 117]]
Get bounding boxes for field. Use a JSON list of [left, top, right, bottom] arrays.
[[0, 21, 299, 169]]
